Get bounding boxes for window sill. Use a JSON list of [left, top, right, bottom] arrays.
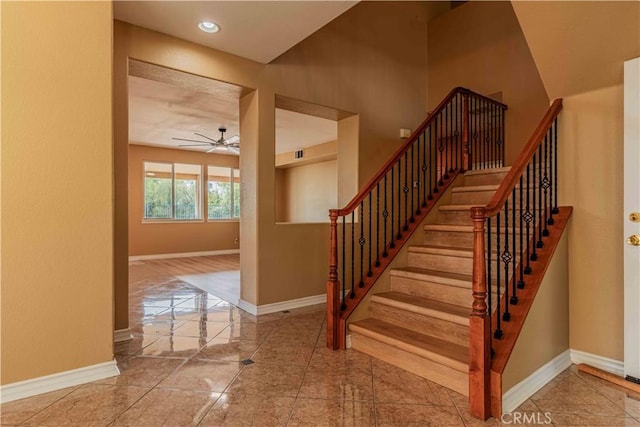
[[142, 219, 205, 224]]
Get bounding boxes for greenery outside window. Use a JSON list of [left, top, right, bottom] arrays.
[[207, 166, 240, 220], [144, 162, 202, 220]]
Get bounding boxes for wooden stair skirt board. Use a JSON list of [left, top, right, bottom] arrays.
[[345, 166, 573, 417]]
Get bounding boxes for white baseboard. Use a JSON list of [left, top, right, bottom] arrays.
[[113, 328, 133, 343], [503, 349, 572, 413], [570, 349, 624, 377], [0, 360, 120, 404], [238, 293, 326, 316], [129, 249, 239, 261]]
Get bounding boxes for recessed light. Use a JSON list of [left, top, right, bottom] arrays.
[[198, 21, 220, 34]]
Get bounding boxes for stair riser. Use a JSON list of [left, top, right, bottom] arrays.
[[438, 208, 545, 225], [408, 252, 502, 276], [371, 302, 469, 347], [423, 230, 525, 249], [451, 188, 541, 205], [464, 171, 509, 186], [390, 275, 500, 309], [350, 333, 469, 396]]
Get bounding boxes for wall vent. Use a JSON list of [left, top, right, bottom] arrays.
[[294, 149, 304, 159]]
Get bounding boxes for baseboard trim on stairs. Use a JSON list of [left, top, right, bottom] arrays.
[[0, 360, 120, 404], [114, 328, 133, 343], [502, 349, 572, 413], [570, 349, 624, 377], [129, 249, 239, 261], [238, 294, 326, 316]]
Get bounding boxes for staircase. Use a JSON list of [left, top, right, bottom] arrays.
[[349, 167, 511, 395]]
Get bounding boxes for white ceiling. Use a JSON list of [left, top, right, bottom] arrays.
[[128, 76, 337, 155], [114, 1, 358, 64]]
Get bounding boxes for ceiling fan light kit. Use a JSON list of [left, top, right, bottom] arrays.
[[172, 127, 240, 155]]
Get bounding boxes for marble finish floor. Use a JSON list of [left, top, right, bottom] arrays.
[[2, 256, 639, 426]]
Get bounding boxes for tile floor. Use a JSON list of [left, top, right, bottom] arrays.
[[2, 257, 639, 426]]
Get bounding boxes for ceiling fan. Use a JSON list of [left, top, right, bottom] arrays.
[[172, 127, 240, 154]]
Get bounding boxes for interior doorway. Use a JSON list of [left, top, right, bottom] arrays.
[[125, 60, 250, 305]]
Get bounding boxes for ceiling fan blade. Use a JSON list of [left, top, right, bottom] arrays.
[[206, 146, 219, 153], [225, 135, 240, 144], [228, 146, 240, 155], [194, 132, 219, 143], [179, 144, 213, 147], [172, 137, 211, 144]]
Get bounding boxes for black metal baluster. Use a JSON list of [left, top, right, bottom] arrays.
[[383, 175, 389, 256], [524, 163, 533, 271], [359, 201, 365, 288], [495, 212, 503, 339], [531, 154, 538, 261], [368, 195, 372, 277], [423, 130, 429, 205], [542, 134, 550, 237], [411, 143, 416, 221], [444, 105, 449, 179], [449, 101, 454, 174], [518, 175, 525, 289], [438, 112, 444, 186], [548, 125, 555, 226], [350, 211, 355, 298], [501, 107, 506, 166], [491, 102, 496, 168], [404, 152, 410, 230], [416, 134, 421, 215], [390, 166, 395, 249], [376, 184, 381, 267], [502, 201, 511, 321], [552, 118, 559, 214], [484, 99, 489, 169], [341, 215, 346, 309], [472, 96, 477, 169], [456, 94, 461, 170], [511, 188, 518, 304], [398, 160, 402, 238], [537, 144, 544, 248]]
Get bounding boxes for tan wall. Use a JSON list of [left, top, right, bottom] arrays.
[[558, 86, 625, 360], [511, 1, 640, 101], [503, 231, 570, 391], [1, 2, 113, 384], [511, 1, 640, 361], [276, 160, 337, 223], [427, 1, 550, 165], [128, 144, 240, 256]]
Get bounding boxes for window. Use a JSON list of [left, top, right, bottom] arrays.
[[144, 162, 202, 220], [207, 166, 240, 220]]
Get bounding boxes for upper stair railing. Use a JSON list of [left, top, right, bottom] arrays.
[[469, 99, 563, 419], [326, 87, 508, 350]]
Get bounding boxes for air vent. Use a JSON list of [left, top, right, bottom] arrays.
[[294, 149, 304, 159]]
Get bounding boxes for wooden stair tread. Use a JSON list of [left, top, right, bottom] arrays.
[[451, 184, 499, 193], [463, 167, 511, 176], [349, 318, 469, 371], [409, 245, 472, 257], [424, 224, 474, 232], [371, 291, 469, 325], [391, 266, 472, 287]]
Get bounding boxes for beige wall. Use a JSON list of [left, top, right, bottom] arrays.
[[427, 1, 550, 165], [1, 2, 113, 384], [128, 144, 240, 256], [558, 86, 625, 360], [276, 159, 337, 223], [503, 231, 570, 391], [511, 1, 639, 361]]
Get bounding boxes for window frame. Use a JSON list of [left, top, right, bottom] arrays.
[[206, 166, 240, 222], [142, 161, 204, 223]]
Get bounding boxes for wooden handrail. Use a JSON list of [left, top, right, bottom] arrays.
[[331, 87, 507, 216], [484, 99, 563, 217]]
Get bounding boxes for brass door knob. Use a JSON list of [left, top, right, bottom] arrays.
[[630, 212, 640, 222], [628, 235, 640, 246]]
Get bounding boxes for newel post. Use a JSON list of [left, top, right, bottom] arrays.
[[469, 207, 491, 420], [462, 92, 471, 171], [326, 210, 340, 350]]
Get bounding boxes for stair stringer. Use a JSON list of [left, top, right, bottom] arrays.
[[346, 174, 466, 331]]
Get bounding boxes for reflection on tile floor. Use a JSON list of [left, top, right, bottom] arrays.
[[2, 256, 640, 426]]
